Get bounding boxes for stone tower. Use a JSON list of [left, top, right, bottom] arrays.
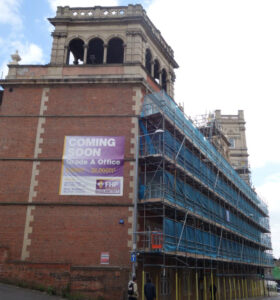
[[48, 5, 178, 97], [214, 110, 250, 184]]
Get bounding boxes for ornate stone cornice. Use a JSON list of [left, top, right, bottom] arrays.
[[51, 31, 67, 38], [126, 30, 147, 43]]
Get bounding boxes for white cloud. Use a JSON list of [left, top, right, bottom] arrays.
[[0, 62, 8, 80], [48, 0, 119, 12], [0, 42, 44, 77], [256, 173, 280, 258], [11, 42, 44, 65], [270, 225, 280, 260], [0, 0, 43, 77], [257, 173, 280, 213], [21, 44, 44, 65], [0, 0, 22, 28], [146, 0, 280, 170]]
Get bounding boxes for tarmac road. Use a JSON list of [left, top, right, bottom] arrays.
[[0, 283, 64, 300]]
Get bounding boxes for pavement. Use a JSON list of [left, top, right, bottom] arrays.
[[0, 282, 279, 300], [0, 282, 64, 300], [248, 296, 280, 300]]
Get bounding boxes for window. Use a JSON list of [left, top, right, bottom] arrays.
[[228, 138, 235, 148]]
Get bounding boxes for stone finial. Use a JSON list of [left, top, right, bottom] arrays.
[[10, 50, 21, 65]]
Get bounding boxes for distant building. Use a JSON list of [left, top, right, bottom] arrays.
[[197, 115, 231, 162], [0, 5, 272, 300], [214, 110, 251, 184]]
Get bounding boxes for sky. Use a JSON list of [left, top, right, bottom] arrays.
[[0, 0, 280, 258]]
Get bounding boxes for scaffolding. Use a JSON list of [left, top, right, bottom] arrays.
[[136, 91, 273, 299]]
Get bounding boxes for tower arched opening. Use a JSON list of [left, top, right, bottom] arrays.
[[145, 49, 152, 75], [87, 38, 104, 64], [161, 68, 167, 92], [67, 38, 85, 65], [154, 59, 160, 84], [107, 38, 124, 64]]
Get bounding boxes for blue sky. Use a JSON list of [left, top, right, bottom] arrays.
[[1, 0, 280, 258]]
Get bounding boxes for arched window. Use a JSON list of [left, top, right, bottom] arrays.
[[145, 49, 152, 75], [154, 59, 160, 83], [67, 38, 84, 65], [161, 69, 167, 92], [107, 38, 124, 64], [87, 38, 104, 64]]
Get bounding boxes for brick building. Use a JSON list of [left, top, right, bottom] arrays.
[[0, 5, 177, 299], [0, 5, 272, 300]]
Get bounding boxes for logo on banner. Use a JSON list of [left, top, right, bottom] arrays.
[[96, 179, 121, 194]]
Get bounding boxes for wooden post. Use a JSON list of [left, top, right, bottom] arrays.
[[204, 275, 207, 300], [245, 279, 248, 299], [241, 279, 244, 299], [223, 277, 226, 300], [142, 271, 145, 300], [156, 273, 158, 300], [176, 271, 178, 300], [217, 277, 220, 300], [188, 273, 190, 300], [238, 279, 241, 300], [229, 277, 232, 300], [196, 272, 199, 300], [211, 271, 214, 300]]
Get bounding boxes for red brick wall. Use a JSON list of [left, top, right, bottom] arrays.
[[0, 82, 145, 299], [0, 86, 42, 115], [0, 207, 26, 260], [0, 261, 70, 289], [0, 161, 33, 203], [0, 260, 129, 299], [29, 206, 132, 266], [62, 66, 125, 76], [70, 266, 129, 299]]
